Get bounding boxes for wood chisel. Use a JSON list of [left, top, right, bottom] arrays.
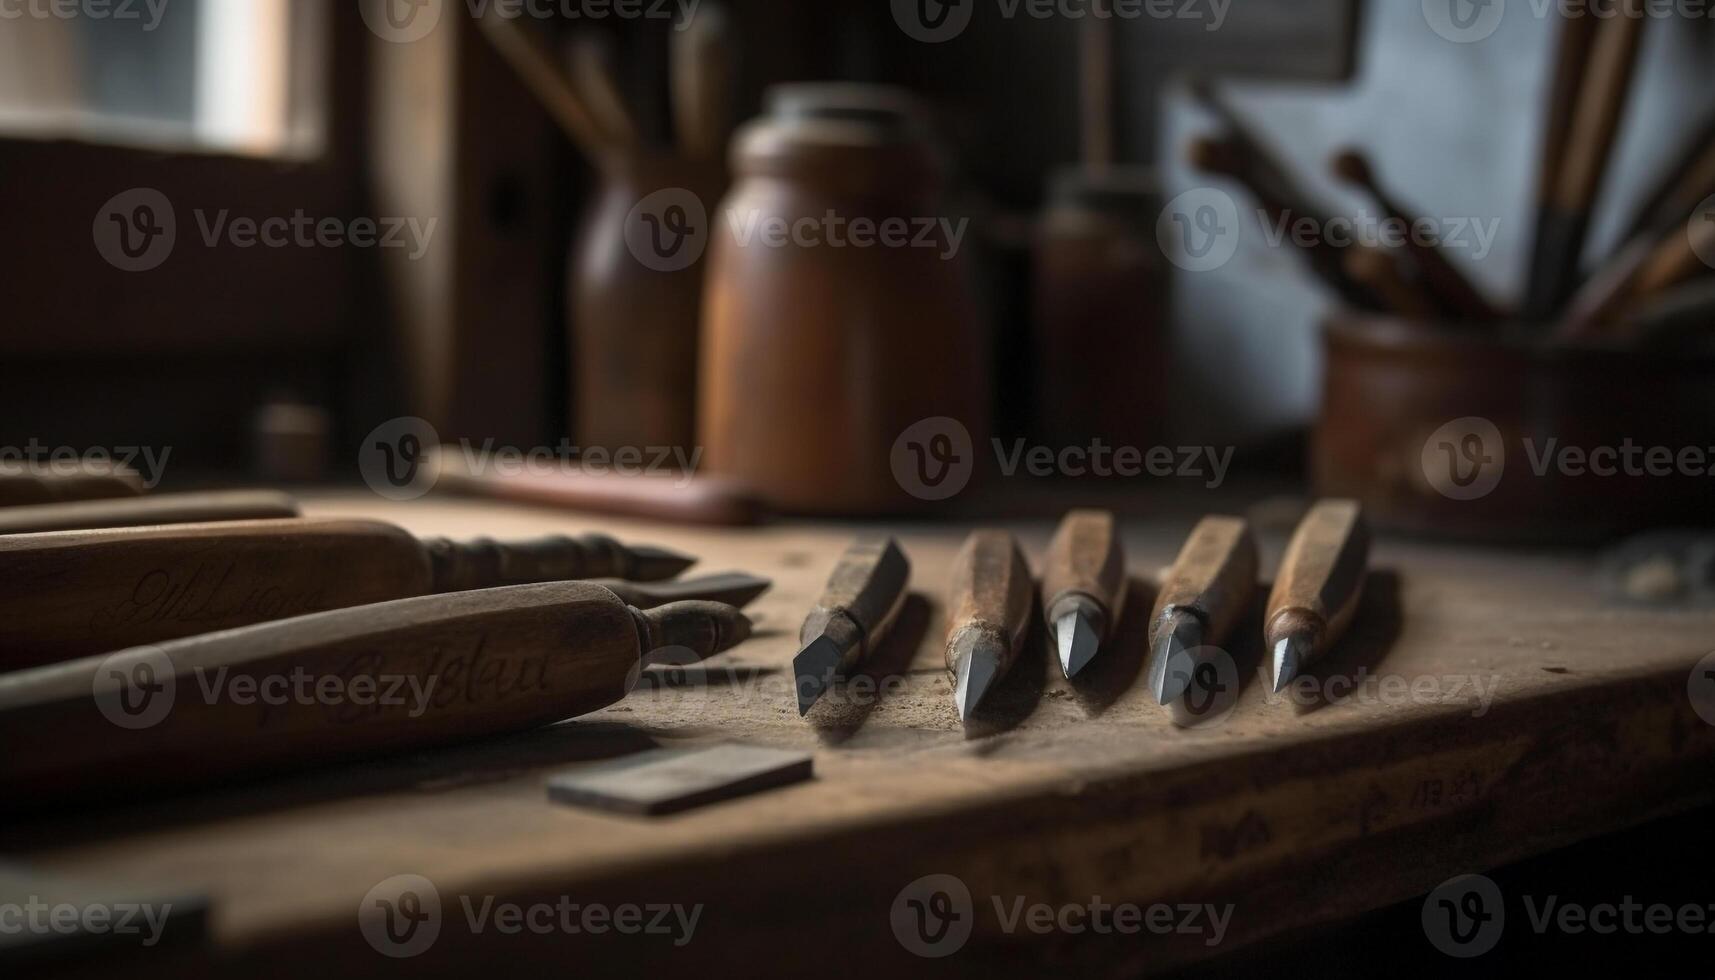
[[944, 530, 1033, 721], [793, 538, 910, 716], [0, 490, 300, 535], [1147, 515, 1259, 704], [1265, 500, 1371, 692], [1040, 509, 1126, 679], [0, 583, 750, 811], [0, 518, 695, 672]]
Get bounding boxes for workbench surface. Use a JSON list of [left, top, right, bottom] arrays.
[[10, 494, 1715, 978]]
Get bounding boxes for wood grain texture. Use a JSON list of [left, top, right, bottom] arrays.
[[1554, 0, 1646, 212], [943, 529, 1033, 676], [0, 583, 644, 810], [0, 519, 429, 672], [0, 490, 300, 535], [1264, 500, 1370, 661], [8, 495, 1715, 978], [1040, 509, 1126, 632], [1148, 514, 1258, 649], [0, 519, 687, 671]]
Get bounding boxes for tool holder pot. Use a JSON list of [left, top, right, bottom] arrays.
[[1314, 312, 1715, 543]]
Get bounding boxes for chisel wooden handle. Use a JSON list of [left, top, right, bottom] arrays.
[[1149, 515, 1258, 650], [1041, 510, 1126, 637], [799, 538, 910, 672], [0, 490, 300, 535], [0, 583, 750, 810], [944, 531, 1033, 719], [945, 531, 1033, 668], [0, 519, 694, 671], [1265, 500, 1370, 673], [0, 466, 144, 506], [423, 531, 692, 592]]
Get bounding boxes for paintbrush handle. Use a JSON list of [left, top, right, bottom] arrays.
[[1264, 500, 1370, 664], [476, 6, 611, 160], [1040, 510, 1125, 633], [1149, 516, 1258, 651], [672, 2, 733, 161], [1344, 247, 1439, 321], [567, 33, 641, 152], [943, 530, 1032, 676], [0, 584, 748, 811], [1529, 0, 1647, 318]]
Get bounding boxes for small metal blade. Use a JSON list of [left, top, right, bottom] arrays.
[[628, 543, 699, 581], [1057, 610, 1102, 679], [953, 638, 1001, 722], [1271, 634, 1310, 693], [597, 572, 773, 610], [792, 634, 845, 716], [1149, 610, 1202, 705]]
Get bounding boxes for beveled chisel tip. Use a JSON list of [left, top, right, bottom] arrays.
[[1056, 610, 1102, 679], [1271, 634, 1310, 693], [628, 544, 699, 581], [1149, 610, 1202, 705], [952, 634, 1002, 722], [792, 633, 845, 717]]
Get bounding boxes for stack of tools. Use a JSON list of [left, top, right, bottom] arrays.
[[791, 512, 1128, 723], [1188, 17, 1715, 349], [792, 502, 1372, 724], [0, 484, 1377, 810], [0, 483, 777, 811]]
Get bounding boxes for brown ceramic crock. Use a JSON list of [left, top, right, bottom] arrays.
[[1315, 312, 1715, 542], [697, 85, 988, 514]]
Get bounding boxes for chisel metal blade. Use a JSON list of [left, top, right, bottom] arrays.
[[1148, 609, 1202, 705], [1271, 634, 1311, 693], [793, 538, 911, 719], [1041, 510, 1127, 680], [952, 633, 1002, 722], [1055, 610, 1102, 679], [593, 572, 772, 610], [792, 634, 846, 717]]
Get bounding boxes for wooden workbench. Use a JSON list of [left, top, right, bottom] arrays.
[[8, 493, 1715, 978]]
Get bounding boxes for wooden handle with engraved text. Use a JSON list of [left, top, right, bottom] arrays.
[[0, 583, 749, 810]]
